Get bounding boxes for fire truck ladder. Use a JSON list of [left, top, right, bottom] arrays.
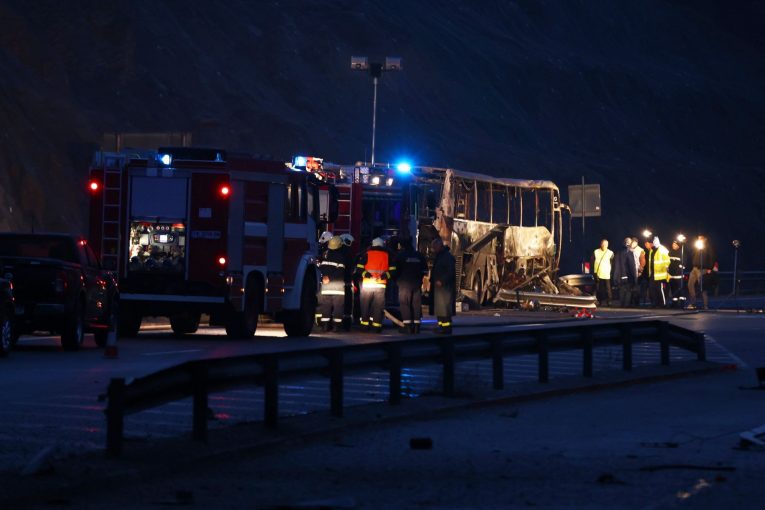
[[101, 157, 125, 271], [333, 186, 353, 236]]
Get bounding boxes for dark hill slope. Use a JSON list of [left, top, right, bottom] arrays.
[[0, 1, 763, 270]]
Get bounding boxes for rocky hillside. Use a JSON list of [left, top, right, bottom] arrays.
[[1, 0, 763, 270]]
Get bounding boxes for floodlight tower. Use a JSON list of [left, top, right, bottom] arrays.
[[351, 56, 402, 166]]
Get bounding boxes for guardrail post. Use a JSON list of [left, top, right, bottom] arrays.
[[328, 351, 344, 417], [263, 356, 279, 429], [491, 338, 504, 390], [621, 325, 632, 371], [582, 328, 594, 377], [441, 339, 455, 397], [695, 332, 706, 361], [105, 378, 125, 457], [388, 345, 402, 405], [659, 322, 670, 366], [536, 331, 549, 383], [192, 364, 209, 442]]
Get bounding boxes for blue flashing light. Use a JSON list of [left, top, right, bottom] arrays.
[[293, 156, 307, 168], [159, 153, 172, 166], [396, 162, 412, 174]]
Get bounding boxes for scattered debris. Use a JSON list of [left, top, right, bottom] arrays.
[[409, 437, 433, 450], [640, 464, 736, 472], [596, 473, 626, 485], [739, 424, 765, 446], [639, 441, 679, 449]]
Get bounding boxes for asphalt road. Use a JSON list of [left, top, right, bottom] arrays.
[[1, 305, 764, 507]]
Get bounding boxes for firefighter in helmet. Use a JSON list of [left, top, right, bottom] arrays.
[[392, 238, 428, 334], [318, 236, 347, 331], [318, 231, 334, 259], [356, 237, 392, 333]]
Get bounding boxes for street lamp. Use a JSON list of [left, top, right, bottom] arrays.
[[695, 237, 705, 300], [351, 56, 403, 166], [731, 239, 741, 299], [642, 229, 652, 239], [676, 234, 686, 289]]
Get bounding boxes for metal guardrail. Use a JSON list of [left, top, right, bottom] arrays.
[[103, 320, 706, 456]]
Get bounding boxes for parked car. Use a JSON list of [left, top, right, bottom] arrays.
[[0, 277, 13, 356], [0, 233, 118, 351]]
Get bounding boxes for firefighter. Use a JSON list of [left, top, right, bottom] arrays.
[[318, 236, 347, 331], [392, 239, 428, 334], [668, 240, 684, 307], [339, 233, 355, 331], [647, 236, 671, 307], [429, 237, 456, 334], [356, 237, 391, 333]]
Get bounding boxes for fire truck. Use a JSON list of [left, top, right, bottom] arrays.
[[293, 156, 595, 310], [88, 147, 329, 338]]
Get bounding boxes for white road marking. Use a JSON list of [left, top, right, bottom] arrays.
[[142, 349, 203, 356], [704, 334, 749, 369]]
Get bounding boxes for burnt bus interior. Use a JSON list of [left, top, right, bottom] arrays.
[[409, 168, 562, 305]]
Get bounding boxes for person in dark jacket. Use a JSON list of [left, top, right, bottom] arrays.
[[428, 237, 456, 334], [688, 236, 716, 310], [668, 240, 684, 308], [393, 239, 428, 334], [318, 236, 348, 331], [612, 237, 637, 307]]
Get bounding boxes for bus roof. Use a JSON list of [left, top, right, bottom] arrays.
[[445, 168, 559, 191]]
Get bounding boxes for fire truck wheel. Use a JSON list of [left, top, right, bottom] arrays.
[[284, 272, 316, 337], [61, 297, 85, 351], [170, 312, 201, 337], [118, 304, 142, 338], [225, 282, 261, 339]]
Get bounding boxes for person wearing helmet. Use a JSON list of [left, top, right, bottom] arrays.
[[355, 237, 392, 333], [318, 231, 333, 259], [317, 236, 347, 331], [392, 238, 428, 333], [339, 234, 355, 331]]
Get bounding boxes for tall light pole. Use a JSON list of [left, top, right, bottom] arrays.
[[351, 56, 402, 165], [695, 237, 705, 304], [676, 234, 686, 290]]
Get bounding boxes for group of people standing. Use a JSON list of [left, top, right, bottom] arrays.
[[592, 235, 717, 309], [317, 233, 457, 335]]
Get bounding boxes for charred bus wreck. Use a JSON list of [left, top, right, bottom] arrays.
[[298, 157, 596, 310]]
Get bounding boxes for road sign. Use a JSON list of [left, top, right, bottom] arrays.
[[568, 184, 601, 217]]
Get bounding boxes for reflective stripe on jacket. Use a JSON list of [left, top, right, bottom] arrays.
[[357, 246, 390, 289], [593, 248, 614, 279], [650, 246, 671, 281]]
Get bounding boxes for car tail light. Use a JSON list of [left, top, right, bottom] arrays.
[[218, 256, 227, 266], [88, 180, 100, 192], [54, 271, 68, 297], [219, 185, 230, 197]]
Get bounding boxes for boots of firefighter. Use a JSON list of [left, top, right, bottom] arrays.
[[435, 317, 452, 334], [321, 319, 332, 332], [413, 323, 420, 334]]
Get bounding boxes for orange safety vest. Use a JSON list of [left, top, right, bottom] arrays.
[[361, 248, 390, 289]]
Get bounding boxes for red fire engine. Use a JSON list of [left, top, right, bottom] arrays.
[[88, 147, 328, 338]]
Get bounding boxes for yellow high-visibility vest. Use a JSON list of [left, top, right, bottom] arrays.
[[593, 248, 614, 279]]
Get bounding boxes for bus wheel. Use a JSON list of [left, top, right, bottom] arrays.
[[170, 312, 201, 337], [284, 272, 316, 337], [225, 282, 261, 339], [472, 273, 485, 307]]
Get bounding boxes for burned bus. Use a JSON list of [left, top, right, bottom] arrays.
[[299, 157, 594, 309]]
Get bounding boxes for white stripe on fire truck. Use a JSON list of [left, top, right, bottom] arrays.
[[244, 222, 308, 239], [121, 293, 225, 304]]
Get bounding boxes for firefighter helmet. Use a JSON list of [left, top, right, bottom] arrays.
[[328, 236, 343, 250], [372, 237, 385, 247], [340, 233, 354, 246], [319, 231, 333, 244]]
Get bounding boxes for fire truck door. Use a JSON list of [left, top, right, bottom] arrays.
[[266, 182, 285, 274]]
